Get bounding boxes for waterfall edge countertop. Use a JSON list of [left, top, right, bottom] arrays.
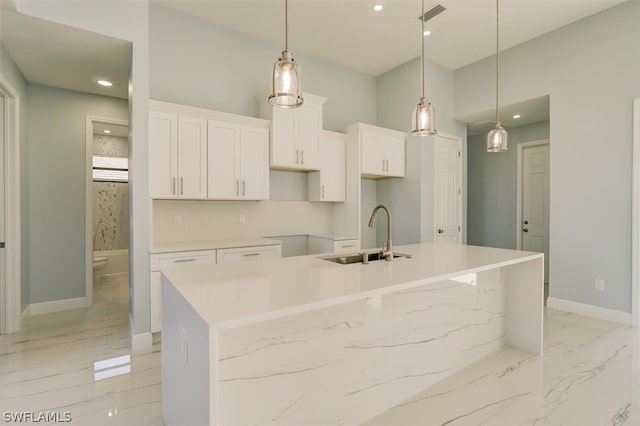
[[149, 237, 282, 254], [161, 242, 543, 331]]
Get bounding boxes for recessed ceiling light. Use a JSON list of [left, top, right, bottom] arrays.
[[98, 80, 113, 87], [513, 114, 521, 119], [423, 30, 431, 36], [373, 4, 383, 12], [104, 130, 111, 134]]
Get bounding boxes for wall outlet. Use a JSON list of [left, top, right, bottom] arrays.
[[238, 215, 245, 224], [173, 215, 182, 226], [595, 278, 605, 291]]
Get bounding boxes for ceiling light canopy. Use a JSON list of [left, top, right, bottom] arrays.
[[486, 0, 508, 152], [411, 0, 436, 137], [97, 80, 112, 87], [269, 0, 303, 108]]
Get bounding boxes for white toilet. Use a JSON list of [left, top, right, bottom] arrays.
[[92, 256, 109, 285]]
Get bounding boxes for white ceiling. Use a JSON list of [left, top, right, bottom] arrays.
[[154, 0, 627, 75], [0, 9, 131, 99]]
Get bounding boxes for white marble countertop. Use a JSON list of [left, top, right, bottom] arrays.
[[149, 238, 282, 254], [162, 243, 543, 330]]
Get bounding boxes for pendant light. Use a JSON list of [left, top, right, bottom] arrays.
[[411, 0, 436, 136], [269, 0, 303, 108], [486, 0, 508, 152]]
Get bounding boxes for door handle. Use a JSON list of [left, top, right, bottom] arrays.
[[523, 228, 529, 233], [437, 229, 444, 234]]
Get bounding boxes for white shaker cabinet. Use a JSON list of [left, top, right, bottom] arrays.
[[308, 130, 346, 202], [208, 121, 269, 200], [358, 124, 406, 178], [260, 92, 326, 171], [149, 110, 208, 198]]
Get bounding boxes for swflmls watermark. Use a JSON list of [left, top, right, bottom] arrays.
[[3, 412, 72, 423]]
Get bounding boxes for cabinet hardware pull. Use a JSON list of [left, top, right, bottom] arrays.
[[242, 180, 246, 196], [301, 149, 304, 164], [172, 177, 176, 195], [180, 177, 184, 195], [382, 159, 385, 171], [174, 258, 197, 263], [342, 244, 355, 248], [242, 253, 260, 257], [322, 184, 325, 199], [236, 180, 239, 196], [296, 149, 299, 164]]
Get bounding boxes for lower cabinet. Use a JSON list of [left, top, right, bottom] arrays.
[[150, 244, 282, 333], [308, 236, 360, 254], [150, 250, 216, 333]]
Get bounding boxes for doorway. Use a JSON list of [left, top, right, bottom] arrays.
[[517, 140, 550, 291], [434, 133, 463, 243], [85, 117, 129, 307]]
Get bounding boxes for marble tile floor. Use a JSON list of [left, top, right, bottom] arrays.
[[0, 275, 162, 425], [1, 277, 638, 426]]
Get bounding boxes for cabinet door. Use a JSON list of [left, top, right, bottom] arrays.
[[322, 136, 345, 201], [149, 111, 178, 198], [208, 121, 241, 199], [361, 132, 385, 176], [297, 103, 321, 169], [240, 127, 269, 200], [270, 107, 297, 168], [177, 116, 208, 199], [385, 136, 405, 177]]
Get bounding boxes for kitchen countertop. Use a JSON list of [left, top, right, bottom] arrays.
[[149, 238, 282, 254], [161, 242, 543, 330]]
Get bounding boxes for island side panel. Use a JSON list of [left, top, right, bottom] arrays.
[[161, 274, 212, 426], [503, 257, 544, 355], [343, 268, 507, 425]]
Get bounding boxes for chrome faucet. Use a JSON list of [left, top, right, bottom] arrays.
[[368, 204, 393, 261]]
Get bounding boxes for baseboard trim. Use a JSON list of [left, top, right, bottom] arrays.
[[28, 297, 87, 316], [130, 313, 153, 352], [21, 305, 31, 320], [547, 297, 632, 325]]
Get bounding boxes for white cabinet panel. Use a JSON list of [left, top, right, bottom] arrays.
[[333, 239, 360, 253], [177, 116, 208, 198], [207, 121, 269, 200], [149, 111, 178, 198], [359, 125, 406, 178], [308, 131, 346, 202], [149, 109, 207, 199], [261, 93, 326, 171], [216, 245, 282, 264]]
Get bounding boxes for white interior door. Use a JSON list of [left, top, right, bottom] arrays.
[[522, 144, 550, 282], [0, 97, 5, 334], [434, 134, 462, 243]]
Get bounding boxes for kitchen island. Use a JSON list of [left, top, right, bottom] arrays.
[[161, 243, 543, 426]]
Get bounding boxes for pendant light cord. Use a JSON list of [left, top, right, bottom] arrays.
[[421, 0, 425, 99], [285, 0, 289, 51], [495, 0, 500, 124]]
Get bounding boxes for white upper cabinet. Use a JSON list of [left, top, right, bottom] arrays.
[[308, 131, 346, 202], [149, 110, 207, 199], [358, 124, 406, 178], [207, 120, 269, 200], [260, 92, 326, 171]]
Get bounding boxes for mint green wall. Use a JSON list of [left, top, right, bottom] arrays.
[[27, 84, 127, 304], [374, 57, 467, 247], [149, 4, 377, 130], [455, 1, 640, 313], [467, 121, 550, 249], [0, 45, 29, 311]]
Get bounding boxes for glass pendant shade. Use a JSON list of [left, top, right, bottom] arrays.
[[269, 50, 303, 108], [486, 122, 508, 152], [411, 97, 436, 136]]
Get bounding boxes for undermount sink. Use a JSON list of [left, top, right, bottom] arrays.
[[322, 252, 412, 265]]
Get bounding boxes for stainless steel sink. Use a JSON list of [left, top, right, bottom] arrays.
[[322, 252, 411, 265]]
